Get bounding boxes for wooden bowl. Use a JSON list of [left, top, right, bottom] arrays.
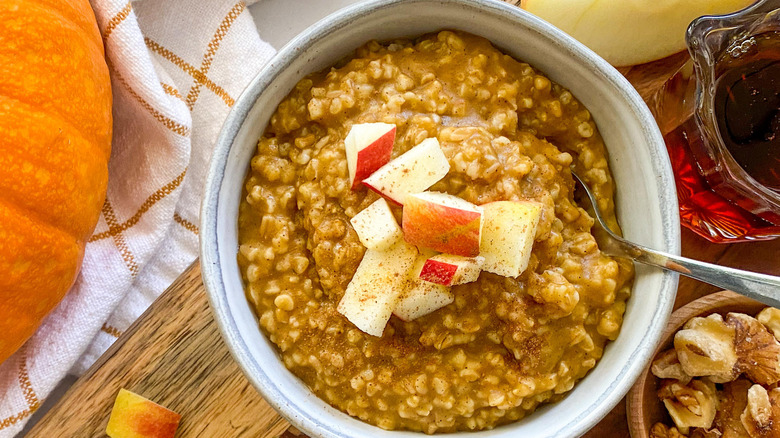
[[626, 291, 768, 437]]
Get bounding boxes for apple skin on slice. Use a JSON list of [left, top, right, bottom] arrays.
[[402, 191, 483, 257], [106, 389, 181, 438], [362, 137, 450, 205], [393, 251, 453, 322], [337, 239, 418, 336], [350, 198, 403, 251], [419, 254, 484, 286], [345, 122, 396, 190], [479, 200, 542, 277]]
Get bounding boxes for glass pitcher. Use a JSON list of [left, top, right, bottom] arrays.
[[652, 0, 780, 243]]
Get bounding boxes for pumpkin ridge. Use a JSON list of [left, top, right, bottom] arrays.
[[0, 94, 112, 162], [0, 162, 107, 240], [0, 194, 91, 246], [22, 0, 103, 47], [0, 96, 109, 238], [10, 0, 106, 66], [0, 199, 83, 364], [0, 4, 112, 150]]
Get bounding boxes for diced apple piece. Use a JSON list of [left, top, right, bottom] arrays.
[[402, 191, 483, 257], [393, 280, 453, 322], [479, 201, 542, 277], [345, 122, 396, 189], [337, 239, 418, 336], [393, 251, 453, 321], [350, 198, 403, 250], [420, 254, 484, 286], [363, 137, 450, 205], [106, 389, 181, 438]]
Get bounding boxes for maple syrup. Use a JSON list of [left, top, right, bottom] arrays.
[[713, 31, 780, 191], [656, 1, 780, 242], [664, 119, 780, 242]]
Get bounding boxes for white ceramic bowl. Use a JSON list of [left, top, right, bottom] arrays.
[[201, 0, 681, 436]]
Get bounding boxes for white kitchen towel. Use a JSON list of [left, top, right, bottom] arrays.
[[0, 1, 274, 435]]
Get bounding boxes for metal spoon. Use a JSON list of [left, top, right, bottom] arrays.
[[571, 170, 780, 308]]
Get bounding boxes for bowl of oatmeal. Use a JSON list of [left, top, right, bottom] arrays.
[[200, 0, 681, 436]]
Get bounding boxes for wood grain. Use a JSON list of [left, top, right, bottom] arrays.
[[25, 27, 780, 438], [25, 262, 289, 438]]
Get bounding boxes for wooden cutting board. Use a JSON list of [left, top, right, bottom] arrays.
[[25, 47, 780, 438]]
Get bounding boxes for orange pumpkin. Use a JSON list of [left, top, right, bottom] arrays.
[[0, 0, 112, 363]]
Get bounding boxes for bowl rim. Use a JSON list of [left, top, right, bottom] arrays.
[[200, 0, 682, 436]]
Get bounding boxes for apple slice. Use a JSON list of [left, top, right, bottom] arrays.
[[350, 198, 402, 250], [479, 200, 542, 277], [337, 239, 418, 336], [393, 251, 453, 322], [106, 389, 181, 438], [402, 191, 483, 257], [393, 280, 453, 322], [419, 254, 484, 286], [363, 137, 450, 205], [345, 122, 396, 190], [521, 0, 752, 67]]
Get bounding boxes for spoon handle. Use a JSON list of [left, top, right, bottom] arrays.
[[622, 240, 780, 309], [571, 170, 780, 308]]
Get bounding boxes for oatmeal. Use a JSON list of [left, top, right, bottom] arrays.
[[237, 31, 634, 433]]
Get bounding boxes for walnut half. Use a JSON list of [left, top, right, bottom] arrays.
[[756, 308, 780, 341], [726, 313, 780, 386], [740, 384, 780, 438], [658, 378, 719, 435], [653, 349, 693, 384], [690, 428, 724, 438], [675, 314, 738, 383], [650, 422, 687, 438], [714, 378, 752, 438]]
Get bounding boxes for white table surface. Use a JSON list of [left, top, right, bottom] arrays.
[[251, 0, 365, 49]]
